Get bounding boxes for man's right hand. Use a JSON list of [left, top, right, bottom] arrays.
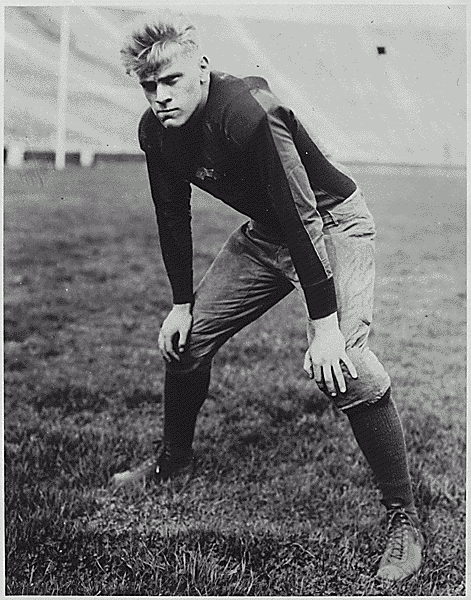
[[158, 303, 193, 362]]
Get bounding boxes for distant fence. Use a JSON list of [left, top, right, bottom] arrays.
[[4, 145, 146, 169]]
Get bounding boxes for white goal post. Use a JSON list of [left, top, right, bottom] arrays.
[[55, 6, 70, 170]]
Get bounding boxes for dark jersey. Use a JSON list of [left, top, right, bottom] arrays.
[[139, 70, 358, 320]]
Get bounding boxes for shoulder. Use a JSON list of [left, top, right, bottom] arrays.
[[208, 72, 293, 147], [138, 108, 164, 153]]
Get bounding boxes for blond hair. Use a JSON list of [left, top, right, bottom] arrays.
[[120, 11, 200, 78]]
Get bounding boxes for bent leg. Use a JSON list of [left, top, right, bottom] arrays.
[[276, 190, 390, 409], [310, 191, 390, 410], [167, 223, 294, 375], [318, 193, 417, 522], [280, 190, 415, 510], [163, 223, 294, 450]]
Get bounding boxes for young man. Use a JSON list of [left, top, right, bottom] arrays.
[[116, 12, 423, 584]]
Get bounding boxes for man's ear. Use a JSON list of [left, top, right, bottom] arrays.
[[199, 55, 210, 82]]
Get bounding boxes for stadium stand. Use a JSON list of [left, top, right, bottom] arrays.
[[4, 6, 466, 168]]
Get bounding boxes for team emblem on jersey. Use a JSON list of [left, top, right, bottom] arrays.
[[196, 167, 221, 181]]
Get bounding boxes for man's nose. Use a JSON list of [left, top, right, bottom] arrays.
[[155, 85, 171, 106]]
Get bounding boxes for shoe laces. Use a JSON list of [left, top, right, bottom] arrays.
[[385, 508, 416, 561]]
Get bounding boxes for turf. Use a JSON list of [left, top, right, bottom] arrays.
[[4, 163, 466, 595]]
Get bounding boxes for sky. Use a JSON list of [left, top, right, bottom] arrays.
[[1, 1, 466, 30], [165, 3, 467, 29]]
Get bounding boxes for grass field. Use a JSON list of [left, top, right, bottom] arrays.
[[4, 162, 466, 595]]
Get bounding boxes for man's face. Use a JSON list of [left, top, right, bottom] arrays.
[[139, 52, 209, 128]]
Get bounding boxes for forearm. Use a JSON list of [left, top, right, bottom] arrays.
[[302, 276, 337, 320], [145, 154, 194, 305], [158, 221, 194, 304], [254, 118, 337, 319]]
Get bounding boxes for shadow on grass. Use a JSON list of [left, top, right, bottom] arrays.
[[5, 512, 385, 596], [7, 504, 458, 596]]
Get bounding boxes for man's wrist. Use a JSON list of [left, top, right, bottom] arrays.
[[308, 311, 339, 332], [172, 302, 193, 314]]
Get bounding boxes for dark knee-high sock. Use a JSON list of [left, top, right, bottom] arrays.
[[345, 389, 416, 514], [163, 367, 211, 454]]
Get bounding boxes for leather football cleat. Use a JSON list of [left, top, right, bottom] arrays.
[[376, 506, 424, 584], [110, 441, 194, 490]]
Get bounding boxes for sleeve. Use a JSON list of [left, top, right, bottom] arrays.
[[145, 151, 194, 305], [226, 95, 337, 320]]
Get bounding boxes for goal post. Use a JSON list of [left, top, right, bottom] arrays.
[[55, 6, 71, 170]]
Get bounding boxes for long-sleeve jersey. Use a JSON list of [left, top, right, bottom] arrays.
[[139, 70, 358, 320]]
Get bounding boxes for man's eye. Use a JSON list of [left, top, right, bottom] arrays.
[[140, 81, 157, 93]]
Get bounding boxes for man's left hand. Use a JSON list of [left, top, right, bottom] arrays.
[[303, 313, 358, 396]]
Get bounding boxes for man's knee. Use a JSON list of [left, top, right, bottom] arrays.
[[343, 386, 392, 417], [165, 349, 213, 375], [331, 346, 391, 411]]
